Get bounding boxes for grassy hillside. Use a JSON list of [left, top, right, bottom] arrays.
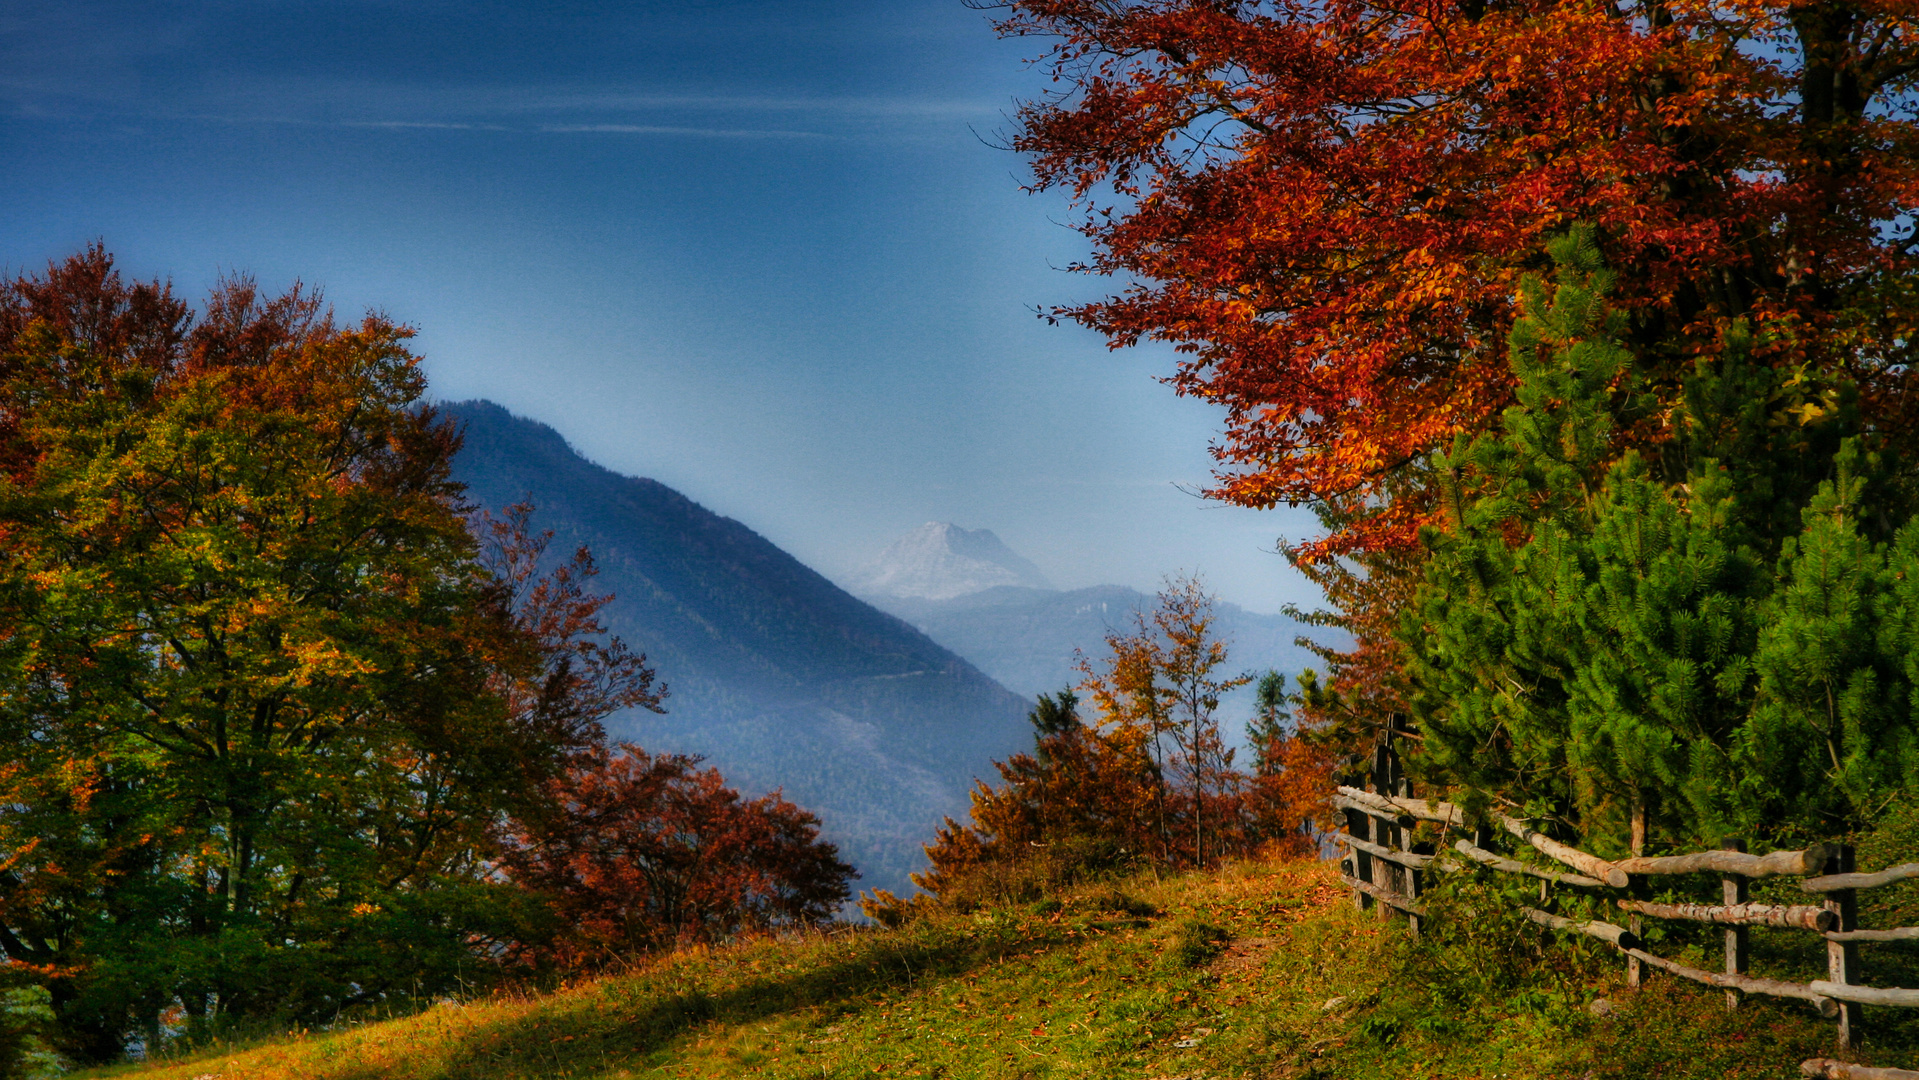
[[99, 859, 1914, 1080]]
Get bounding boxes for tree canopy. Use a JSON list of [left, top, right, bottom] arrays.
[[994, 0, 1919, 557], [995, 0, 1919, 855], [1406, 229, 1919, 853], [0, 247, 853, 1064]]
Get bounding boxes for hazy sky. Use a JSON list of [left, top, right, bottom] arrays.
[[0, 0, 1324, 614]]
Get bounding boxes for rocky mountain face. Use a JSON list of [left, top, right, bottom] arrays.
[[848, 522, 1053, 600], [444, 401, 1034, 896]]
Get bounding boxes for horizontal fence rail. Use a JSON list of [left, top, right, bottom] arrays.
[[1614, 899, 1837, 932], [1802, 1061, 1919, 1080]]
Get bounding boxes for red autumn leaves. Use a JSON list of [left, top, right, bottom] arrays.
[[1001, 0, 1919, 558]]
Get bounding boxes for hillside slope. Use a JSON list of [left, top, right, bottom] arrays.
[[445, 401, 1034, 894], [99, 858, 1904, 1080]]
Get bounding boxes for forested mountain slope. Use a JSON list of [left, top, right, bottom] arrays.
[[445, 400, 1033, 893]]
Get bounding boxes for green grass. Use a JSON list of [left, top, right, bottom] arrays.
[[90, 858, 1919, 1079]]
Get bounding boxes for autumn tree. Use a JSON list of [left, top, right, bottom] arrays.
[[914, 580, 1300, 911], [473, 502, 667, 770], [1079, 575, 1251, 866], [475, 506, 852, 960], [995, 0, 1919, 541], [0, 248, 705, 1062], [989, 0, 1919, 743], [1242, 671, 1333, 857], [500, 744, 854, 964], [908, 688, 1159, 908], [0, 248, 863, 1060]]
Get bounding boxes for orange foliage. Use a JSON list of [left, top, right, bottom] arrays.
[[913, 580, 1336, 908], [1243, 720, 1337, 860], [998, 0, 1919, 556]]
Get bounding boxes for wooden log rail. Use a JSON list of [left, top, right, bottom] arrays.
[[1333, 832, 1435, 869], [1804, 863, 1919, 893], [1615, 845, 1832, 879], [1340, 873, 1427, 917], [1501, 818, 1630, 887], [1335, 786, 1630, 886], [1616, 898, 1838, 931], [1812, 982, 1919, 1008], [1623, 947, 1841, 1015], [1333, 788, 1447, 827], [1520, 906, 1638, 950], [1452, 839, 1606, 888], [1803, 1059, 1919, 1079], [1828, 927, 1919, 943]]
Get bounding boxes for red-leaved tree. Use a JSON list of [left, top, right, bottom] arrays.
[[993, 0, 1919, 557], [477, 505, 852, 963], [501, 745, 855, 964]]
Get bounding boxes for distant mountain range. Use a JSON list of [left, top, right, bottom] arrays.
[[445, 401, 1325, 897], [445, 401, 1033, 896], [848, 522, 1053, 600], [850, 523, 1323, 725]]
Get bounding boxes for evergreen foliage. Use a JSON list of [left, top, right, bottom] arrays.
[[1246, 671, 1288, 777], [1405, 228, 1919, 853]]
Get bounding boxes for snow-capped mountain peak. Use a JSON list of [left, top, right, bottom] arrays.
[[851, 522, 1053, 601]]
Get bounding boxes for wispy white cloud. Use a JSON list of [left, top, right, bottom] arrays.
[[512, 91, 997, 119], [337, 119, 509, 131], [1, 74, 990, 138], [540, 123, 832, 140]]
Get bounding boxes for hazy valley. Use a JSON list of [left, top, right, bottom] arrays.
[[448, 403, 1317, 895]]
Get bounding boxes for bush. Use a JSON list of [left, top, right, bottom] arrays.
[[1170, 919, 1230, 969], [858, 888, 937, 929], [1401, 865, 1610, 1019], [1858, 792, 1919, 931], [920, 838, 1137, 914]]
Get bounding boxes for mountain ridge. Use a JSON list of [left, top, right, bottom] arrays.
[[848, 523, 1325, 713], [848, 521, 1053, 600], [443, 400, 1034, 895], [865, 583, 1322, 708]]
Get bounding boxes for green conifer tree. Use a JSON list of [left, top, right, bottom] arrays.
[[1402, 226, 1917, 852]]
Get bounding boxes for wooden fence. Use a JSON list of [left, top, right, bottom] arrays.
[[1333, 727, 1919, 1078]]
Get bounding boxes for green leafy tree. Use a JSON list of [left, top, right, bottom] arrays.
[[1734, 460, 1919, 837], [0, 250, 580, 1058]]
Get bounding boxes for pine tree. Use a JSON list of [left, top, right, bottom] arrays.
[[1401, 227, 1914, 853], [1246, 671, 1289, 777]]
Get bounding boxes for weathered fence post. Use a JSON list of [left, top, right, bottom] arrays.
[[1372, 740, 1399, 921], [1391, 718, 1420, 934], [1408, 840, 1433, 939], [1725, 838, 1749, 1011], [1343, 781, 1374, 912], [1628, 801, 1648, 989], [1825, 844, 1862, 1047]]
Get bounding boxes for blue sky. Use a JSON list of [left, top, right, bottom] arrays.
[[0, 0, 1323, 614]]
